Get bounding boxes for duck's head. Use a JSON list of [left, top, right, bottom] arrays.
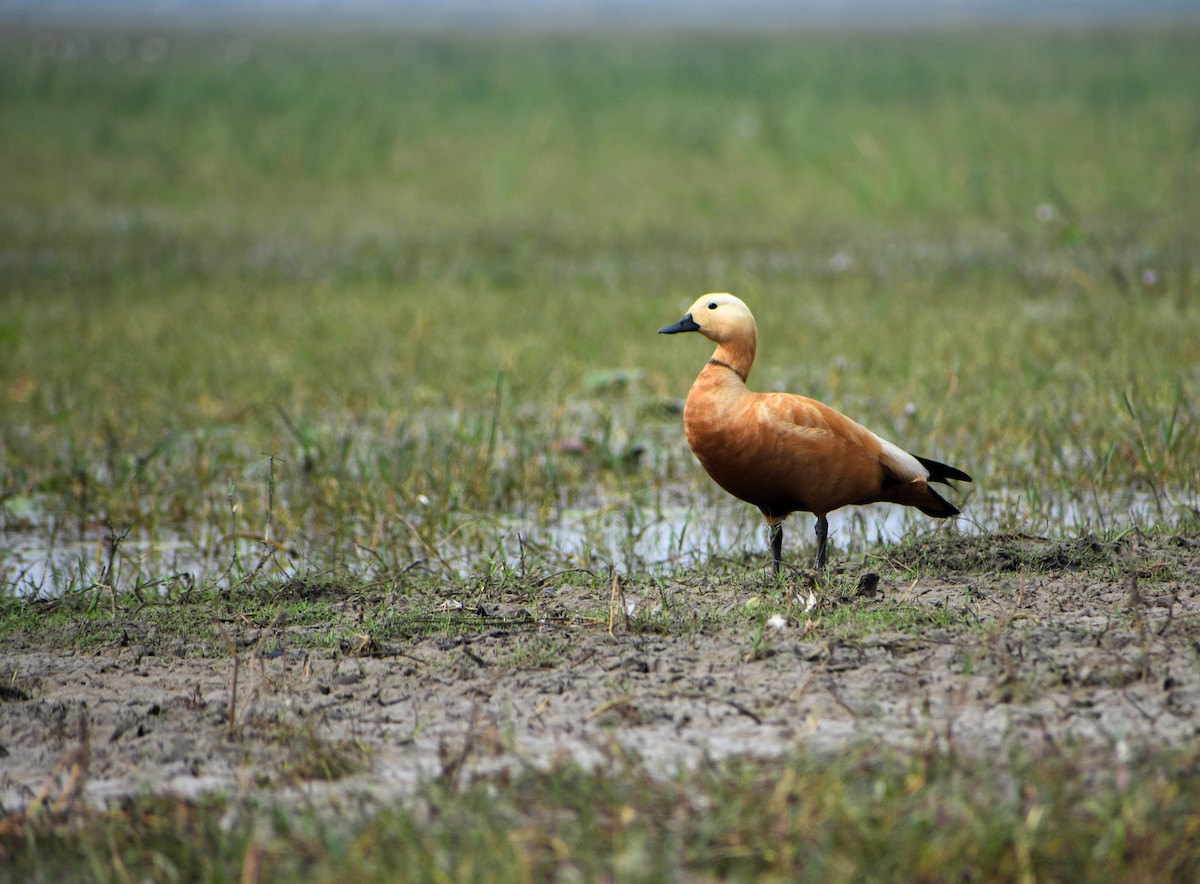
[[658, 293, 757, 345]]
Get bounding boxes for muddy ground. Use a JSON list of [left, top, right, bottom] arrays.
[[2, 532, 1199, 812]]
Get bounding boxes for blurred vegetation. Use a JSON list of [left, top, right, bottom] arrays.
[[1, 26, 1198, 586], [6, 743, 1200, 882]]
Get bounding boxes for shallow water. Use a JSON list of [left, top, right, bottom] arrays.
[[1, 486, 1185, 598]]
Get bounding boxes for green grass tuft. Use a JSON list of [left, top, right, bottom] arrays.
[[5, 746, 1200, 882]]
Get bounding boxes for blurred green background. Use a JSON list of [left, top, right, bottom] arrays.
[[1, 26, 1197, 580]]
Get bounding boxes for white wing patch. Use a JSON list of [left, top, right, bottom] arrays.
[[877, 436, 927, 483]]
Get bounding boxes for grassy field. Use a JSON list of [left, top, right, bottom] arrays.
[[2, 22, 1200, 881], [2, 25, 1198, 577]]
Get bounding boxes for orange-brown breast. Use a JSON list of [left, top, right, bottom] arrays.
[[683, 365, 920, 519]]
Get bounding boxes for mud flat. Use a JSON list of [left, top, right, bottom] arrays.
[[3, 532, 1198, 813]]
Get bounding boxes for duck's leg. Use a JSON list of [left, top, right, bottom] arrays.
[[814, 515, 829, 570], [769, 522, 783, 576]]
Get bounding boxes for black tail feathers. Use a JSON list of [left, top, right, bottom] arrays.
[[918, 485, 961, 519], [915, 455, 972, 486]]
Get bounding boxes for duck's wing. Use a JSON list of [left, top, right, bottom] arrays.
[[758, 394, 923, 476], [754, 392, 957, 510]]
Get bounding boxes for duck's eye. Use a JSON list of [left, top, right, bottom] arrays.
[[707, 302, 718, 310]]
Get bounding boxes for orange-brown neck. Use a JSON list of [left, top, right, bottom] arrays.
[[710, 331, 756, 384]]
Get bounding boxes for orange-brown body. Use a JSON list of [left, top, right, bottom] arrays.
[[660, 293, 970, 571]]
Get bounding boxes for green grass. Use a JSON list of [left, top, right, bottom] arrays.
[[6, 524, 1168, 660], [5, 745, 1200, 882], [3, 27, 1199, 593]]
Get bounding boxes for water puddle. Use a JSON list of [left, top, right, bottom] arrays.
[[1, 487, 1187, 598]]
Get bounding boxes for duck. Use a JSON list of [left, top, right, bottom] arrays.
[[659, 293, 970, 573]]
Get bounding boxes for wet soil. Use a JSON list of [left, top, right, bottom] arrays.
[[3, 532, 1199, 810]]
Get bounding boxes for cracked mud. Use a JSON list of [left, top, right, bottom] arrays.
[[3, 533, 1199, 811]]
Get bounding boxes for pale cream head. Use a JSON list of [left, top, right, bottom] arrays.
[[680, 293, 757, 345]]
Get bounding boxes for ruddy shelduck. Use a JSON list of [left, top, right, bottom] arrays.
[[659, 293, 970, 572]]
